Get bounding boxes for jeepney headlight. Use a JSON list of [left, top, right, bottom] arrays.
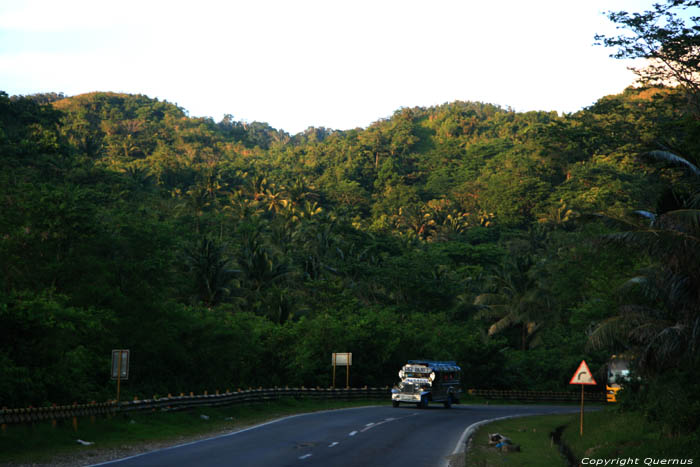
[[429, 372, 436, 382], [398, 370, 405, 379]]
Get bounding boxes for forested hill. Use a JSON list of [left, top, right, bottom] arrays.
[[1, 87, 699, 437], [44, 89, 680, 228]]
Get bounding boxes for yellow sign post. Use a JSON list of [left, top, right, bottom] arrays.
[[569, 360, 597, 436], [332, 353, 352, 388]]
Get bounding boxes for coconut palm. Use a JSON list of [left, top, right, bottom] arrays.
[[236, 232, 293, 298], [588, 150, 700, 371], [184, 237, 240, 308], [474, 256, 550, 350]]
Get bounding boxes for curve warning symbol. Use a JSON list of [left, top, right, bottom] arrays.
[[569, 360, 597, 385]]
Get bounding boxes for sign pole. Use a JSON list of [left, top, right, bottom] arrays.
[[569, 359, 596, 438], [116, 350, 123, 405], [346, 361, 350, 389], [111, 349, 129, 405], [580, 384, 584, 436], [332, 353, 337, 389]]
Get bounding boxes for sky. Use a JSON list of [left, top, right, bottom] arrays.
[[0, 0, 657, 135]]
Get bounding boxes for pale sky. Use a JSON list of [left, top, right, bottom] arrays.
[[0, 0, 655, 134]]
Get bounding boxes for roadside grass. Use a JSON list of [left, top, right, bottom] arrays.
[[0, 397, 385, 465], [465, 413, 575, 466], [465, 407, 700, 466], [459, 394, 586, 406], [563, 410, 700, 462]]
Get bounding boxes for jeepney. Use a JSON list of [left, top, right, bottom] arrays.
[[391, 360, 461, 408], [606, 355, 634, 403]]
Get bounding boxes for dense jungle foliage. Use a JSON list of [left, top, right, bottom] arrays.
[[2, 0, 699, 439]]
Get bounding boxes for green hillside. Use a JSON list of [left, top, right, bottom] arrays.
[[2, 80, 699, 444]]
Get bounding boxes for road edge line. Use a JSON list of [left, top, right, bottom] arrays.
[[87, 405, 381, 466], [442, 412, 548, 467]]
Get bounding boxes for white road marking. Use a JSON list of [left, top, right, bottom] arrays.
[[328, 442, 339, 448], [360, 413, 419, 433], [88, 405, 382, 466], [349, 431, 358, 436], [299, 454, 312, 460], [361, 422, 382, 432]]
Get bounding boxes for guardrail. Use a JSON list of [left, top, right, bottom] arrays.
[[0, 387, 609, 427], [0, 387, 390, 426], [467, 389, 607, 403]]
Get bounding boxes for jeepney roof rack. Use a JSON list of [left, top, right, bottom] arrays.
[[407, 360, 461, 371]]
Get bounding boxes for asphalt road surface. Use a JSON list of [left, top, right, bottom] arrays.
[[92, 403, 584, 467]]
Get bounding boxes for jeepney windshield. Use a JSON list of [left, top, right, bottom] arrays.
[[404, 372, 429, 378]]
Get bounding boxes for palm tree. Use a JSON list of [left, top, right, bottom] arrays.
[[451, 275, 487, 321], [285, 177, 319, 208], [184, 237, 240, 307], [474, 256, 550, 350], [588, 150, 700, 371], [262, 185, 289, 214], [236, 232, 294, 314], [395, 204, 435, 240]]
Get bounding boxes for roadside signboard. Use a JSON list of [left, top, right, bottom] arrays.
[[570, 360, 596, 436], [111, 349, 130, 380], [111, 349, 130, 404], [332, 353, 352, 366], [332, 353, 352, 389]]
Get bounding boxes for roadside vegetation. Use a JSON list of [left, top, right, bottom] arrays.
[[467, 407, 700, 466], [467, 413, 575, 466]]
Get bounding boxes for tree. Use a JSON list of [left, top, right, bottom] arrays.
[[184, 237, 240, 307], [474, 255, 550, 350], [596, 0, 700, 114], [588, 155, 700, 371]]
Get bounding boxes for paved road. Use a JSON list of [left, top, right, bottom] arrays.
[[92, 404, 584, 467]]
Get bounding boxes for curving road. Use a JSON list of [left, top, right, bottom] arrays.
[[91, 404, 585, 467]]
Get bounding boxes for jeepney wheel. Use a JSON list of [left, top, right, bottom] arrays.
[[418, 395, 428, 409], [444, 395, 453, 409], [392, 400, 399, 408]]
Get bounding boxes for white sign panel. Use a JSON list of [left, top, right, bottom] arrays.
[[111, 349, 130, 380], [332, 353, 352, 366]]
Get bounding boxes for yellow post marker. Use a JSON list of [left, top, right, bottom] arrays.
[[332, 353, 337, 388], [580, 385, 584, 436], [569, 360, 597, 436], [116, 354, 122, 404]]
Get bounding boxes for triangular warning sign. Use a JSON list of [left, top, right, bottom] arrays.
[[569, 360, 597, 385]]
